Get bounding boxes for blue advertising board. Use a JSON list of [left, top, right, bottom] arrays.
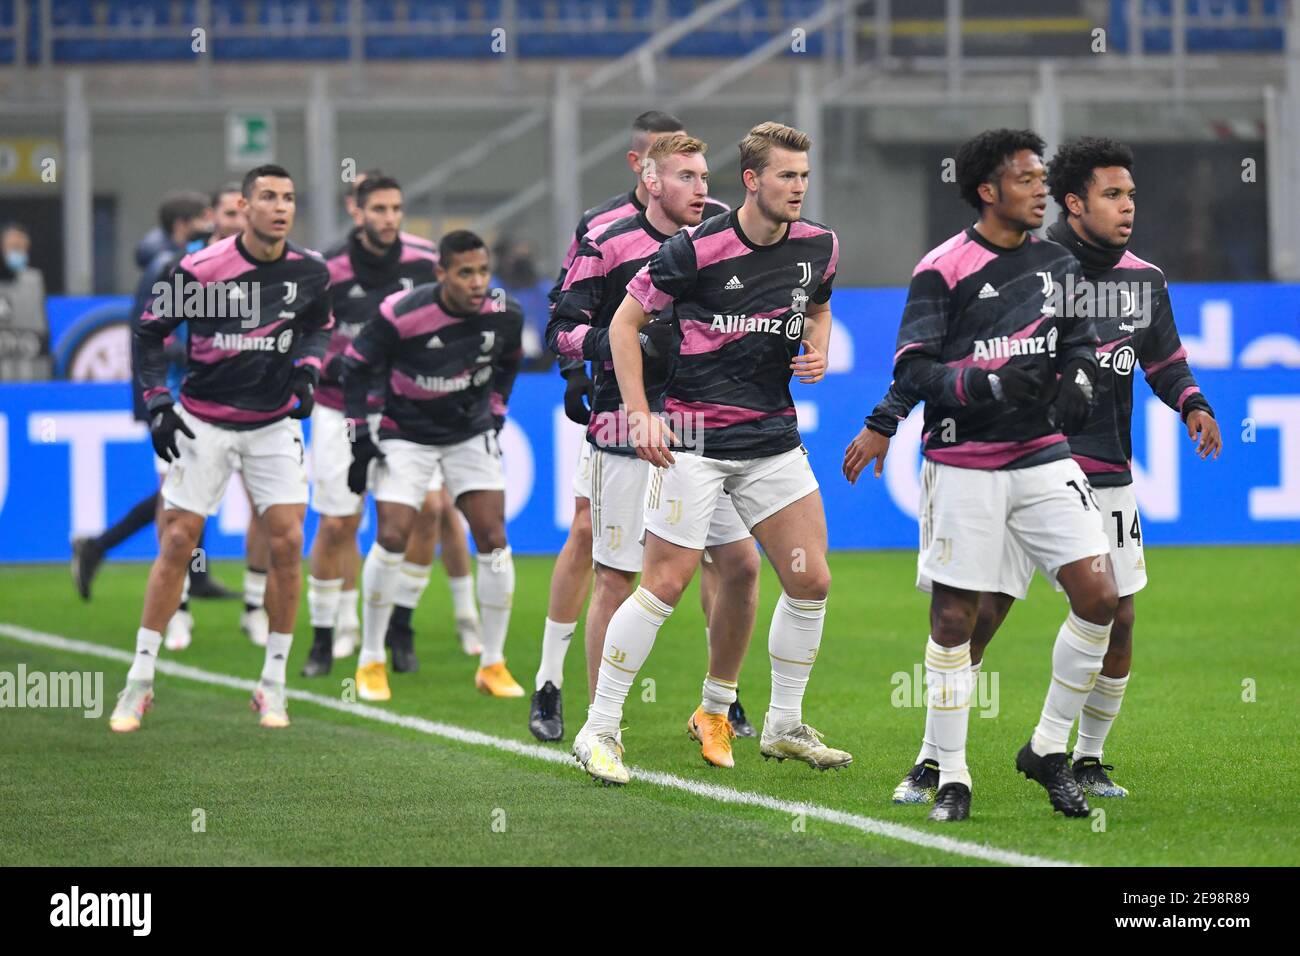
[[2, 284, 1298, 561]]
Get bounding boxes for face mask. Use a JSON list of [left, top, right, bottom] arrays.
[[4, 251, 27, 273], [186, 228, 214, 252]]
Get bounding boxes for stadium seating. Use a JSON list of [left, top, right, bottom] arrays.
[[1, 0, 1286, 64]]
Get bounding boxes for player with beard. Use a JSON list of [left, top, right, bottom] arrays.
[[110, 164, 332, 732], [542, 135, 760, 765], [862, 137, 1221, 806], [302, 175, 439, 678], [572, 122, 848, 786], [323, 170, 482, 665], [534, 110, 756, 743]]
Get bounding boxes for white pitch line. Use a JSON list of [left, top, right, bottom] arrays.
[[0, 622, 1080, 868]]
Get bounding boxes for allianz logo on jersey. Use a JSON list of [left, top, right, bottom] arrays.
[[212, 328, 294, 353], [414, 366, 493, 392], [971, 326, 1058, 362], [710, 307, 805, 341]]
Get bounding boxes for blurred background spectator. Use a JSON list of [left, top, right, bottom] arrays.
[[0, 222, 51, 380]]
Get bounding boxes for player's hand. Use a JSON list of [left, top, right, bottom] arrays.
[[150, 404, 195, 463], [1187, 409, 1222, 460], [629, 409, 677, 469], [638, 320, 678, 359], [288, 371, 316, 420], [843, 426, 891, 484], [969, 364, 1048, 405], [1047, 359, 1096, 434], [347, 427, 384, 495], [790, 340, 827, 384], [563, 368, 593, 425]]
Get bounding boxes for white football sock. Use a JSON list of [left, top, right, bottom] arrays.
[[307, 576, 342, 629], [448, 574, 478, 621], [244, 568, 266, 609], [476, 548, 515, 667], [1074, 672, 1129, 759], [916, 655, 978, 764], [394, 561, 431, 611], [1032, 612, 1111, 756], [767, 593, 826, 734], [127, 627, 163, 682], [179, 573, 190, 606], [337, 588, 360, 631], [587, 587, 673, 734], [360, 544, 402, 666], [261, 631, 293, 685], [701, 674, 737, 715], [915, 635, 938, 764], [926, 637, 972, 790], [535, 617, 575, 690]]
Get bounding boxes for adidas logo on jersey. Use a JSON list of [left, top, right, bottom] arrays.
[[426, 336, 444, 349], [724, 275, 744, 290], [347, 284, 366, 298], [978, 283, 998, 299]]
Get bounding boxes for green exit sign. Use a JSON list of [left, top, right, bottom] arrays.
[[226, 110, 275, 169]]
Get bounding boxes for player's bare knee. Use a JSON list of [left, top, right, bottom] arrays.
[[376, 529, 408, 555], [932, 600, 976, 644], [595, 564, 636, 601], [786, 565, 830, 602], [1110, 598, 1135, 646], [269, 528, 302, 567], [161, 522, 198, 563]]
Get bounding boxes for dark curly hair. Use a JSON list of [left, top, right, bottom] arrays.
[[1047, 136, 1134, 212], [955, 128, 1047, 211]]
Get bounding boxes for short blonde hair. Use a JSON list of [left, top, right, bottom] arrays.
[[738, 122, 811, 179], [646, 133, 708, 167]]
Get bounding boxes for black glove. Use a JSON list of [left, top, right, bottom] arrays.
[[347, 426, 384, 495], [288, 370, 316, 420], [1048, 358, 1096, 434], [323, 353, 345, 384], [562, 367, 593, 426], [150, 403, 195, 463], [638, 320, 679, 359], [968, 362, 1050, 406]]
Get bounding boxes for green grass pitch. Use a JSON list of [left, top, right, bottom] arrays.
[[1, 546, 1296, 866]]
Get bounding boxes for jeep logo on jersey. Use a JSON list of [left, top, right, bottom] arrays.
[[1101, 344, 1137, 376], [276, 329, 294, 353]]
